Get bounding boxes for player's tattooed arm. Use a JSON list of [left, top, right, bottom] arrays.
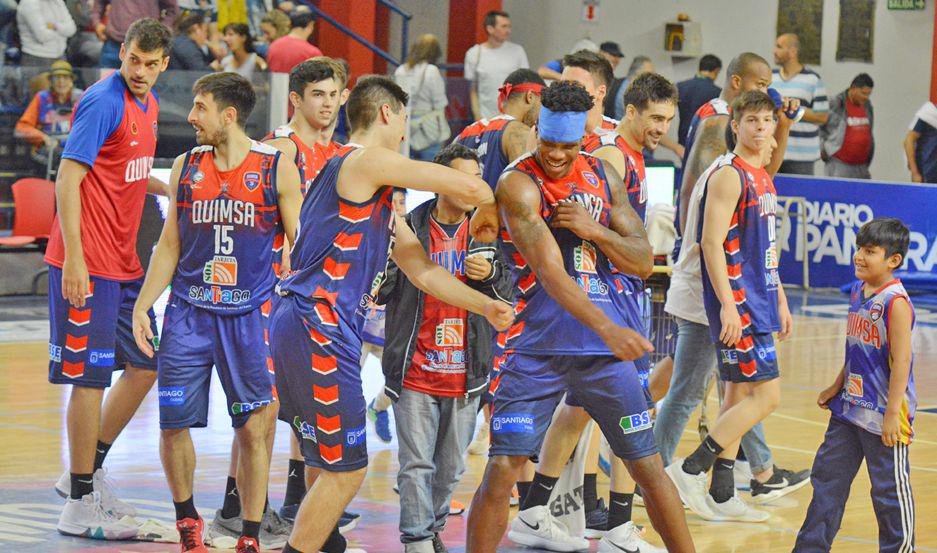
[[599, 160, 653, 279], [679, 115, 728, 235], [503, 120, 533, 163], [498, 171, 652, 360]]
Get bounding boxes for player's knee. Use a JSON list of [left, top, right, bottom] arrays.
[[485, 455, 527, 487], [160, 427, 188, 447], [625, 454, 664, 486], [754, 380, 781, 414]]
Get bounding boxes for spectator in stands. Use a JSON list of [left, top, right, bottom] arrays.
[[93, 0, 178, 68], [0, 0, 15, 54], [256, 8, 289, 58], [611, 55, 653, 120], [266, 7, 322, 73], [821, 73, 874, 179], [15, 60, 82, 172], [464, 10, 529, 119], [16, 0, 77, 68], [904, 100, 937, 184], [676, 54, 722, 145], [64, 0, 103, 67], [216, 22, 266, 78], [772, 32, 829, 175], [168, 12, 213, 71], [395, 34, 448, 161]]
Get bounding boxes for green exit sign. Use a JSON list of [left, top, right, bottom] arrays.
[[888, 0, 925, 9]]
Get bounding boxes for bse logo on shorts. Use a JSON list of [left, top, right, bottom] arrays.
[[293, 416, 317, 443], [345, 425, 367, 446], [158, 387, 185, 406], [869, 301, 885, 322], [88, 349, 116, 367], [203, 255, 239, 286], [491, 414, 534, 434], [244, 171, 261, 192], [574, 241, 597, 274], [231, 399, 272, 415], [847, 373, 864, 398], [619, 410, 652, 435], [49, 343, 62, 363], [435, 318, 464, 347], [721, 349, 738, 365]]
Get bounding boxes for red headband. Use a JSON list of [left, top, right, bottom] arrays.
[[498, 82, 544, 113]]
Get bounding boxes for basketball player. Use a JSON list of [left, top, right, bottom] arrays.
[[130, 72, 302, 553], [465, 80, 695, 553], [268, 75, 513, 553], [666, 90, 793, 521], [47, 18, 172, 540]]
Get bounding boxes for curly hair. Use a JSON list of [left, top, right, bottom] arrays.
[[540, 80, 593, 113]]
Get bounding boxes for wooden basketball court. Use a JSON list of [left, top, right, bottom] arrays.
[[0, 289, 934, 552]]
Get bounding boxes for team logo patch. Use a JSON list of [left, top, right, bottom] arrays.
[[574, 241, 597, 273], [192, 171, 204, 183], [203, 255, 238, 285], [491, 414, 534, 434], [765, 245, 779, 269], [244, 171, 261, 191], [345, 425, 367, 446], [582, 171, 599, 188], [88, 349, 116, 367], [847, 373, 864, 398], [869, 301, 884, 322], [435, 318, 464, 347], [130, 121, 138, 135], [619, 411, 652, 435], [754, 344, 777, 362]]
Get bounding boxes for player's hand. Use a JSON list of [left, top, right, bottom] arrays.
[[551, 201, 601, 241], [483, 300, 514, 332], [598, 324, 654, 361], [881, 409, 902, 447], [132, 308, 155, 358], [465, 254, 493, 281], [470, 202, 500, 243], [719, 304, 742, 347], [911, 171, 923, 183], [777, 303, 794, 341], [817, 384, 839, 410], [62, 254, 90, 308], [279, 249, 292, 278]]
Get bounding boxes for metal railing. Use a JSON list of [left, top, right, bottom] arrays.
[[299, 0, 412, 68], [778, 195, 810, 290]]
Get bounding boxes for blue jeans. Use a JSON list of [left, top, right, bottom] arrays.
[[99, 39, 121, 69], [393, 388, 479, 549], [653, 317, 774, 474]]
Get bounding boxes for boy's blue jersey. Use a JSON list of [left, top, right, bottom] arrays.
[[276, 146, 396, 350], [173, 142, 281, 315], [831, 279, 916, 443], [699, 153, 780, 342], [453, 114, 514, 190]]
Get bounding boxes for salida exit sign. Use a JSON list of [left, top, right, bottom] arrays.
[[887, 0, 925, 9]]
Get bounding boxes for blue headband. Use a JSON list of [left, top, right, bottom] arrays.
[[538, 106, 587, 143]]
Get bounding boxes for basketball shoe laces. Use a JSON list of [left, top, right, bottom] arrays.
[[179, 520, 202, 550]]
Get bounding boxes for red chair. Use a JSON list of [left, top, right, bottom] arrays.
[[0, 178, 55, 249]]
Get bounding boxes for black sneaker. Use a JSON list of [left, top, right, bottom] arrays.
[[750, 466, 811, 504], [338, 510, 360, 534], [432, 533, 448, 553], [584, 498, 608, 539]]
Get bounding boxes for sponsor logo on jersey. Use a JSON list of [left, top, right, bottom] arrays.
[[576, 274, 608, 296], [869, 301, 884, 322], [765, 245, 779, 269], [435, 318, 465, 347], [203, 255, 239, 286], [231, 399, 272, 415], [491, 414, 535, 434], [846, 311, 881, 348], [847, 373, 864, 398], [49, 343, 62, 363], [192, 171, 204, 183], [574, 241, 597, 274], [188, 285, 252, 306], [619, 410, 652, 434], [124, 156, 154, 183], [191, 199, 257, 226], [88, 349, 116, 367], [158, 387, 185, 406], [345, 425, 367, 446], [244, 171, 261, 192]]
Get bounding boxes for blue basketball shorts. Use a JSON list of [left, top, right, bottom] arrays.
[[715, 331, 780, 383], [268, 294, 368, 472], [491, 353, 657, 462], [47, 266, 157, 388], [157, 298, 275, 429]]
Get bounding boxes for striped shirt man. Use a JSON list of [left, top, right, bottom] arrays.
[[771, 67, 828, 163]]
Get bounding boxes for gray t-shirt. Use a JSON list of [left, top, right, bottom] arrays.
[[464, 41, 529, 119]]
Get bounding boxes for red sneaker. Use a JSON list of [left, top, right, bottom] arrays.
[[176, 517, 208, 552], [236, 536, 261, 553]]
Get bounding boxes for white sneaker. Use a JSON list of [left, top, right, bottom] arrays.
[[54, 469, 137, 518], [507, 505, 589, 552], [664, 460, 714, 519], [58, 491, 139, 540], [598, 522, 666, 553], [734, 460, 754, 490], [468, 423, 489, 456], [704, 494, 770, 522]]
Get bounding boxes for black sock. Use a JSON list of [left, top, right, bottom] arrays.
[[736, 448, 747, 462], [521, 472, 559, 510], [285, 459, 306, 506], [221, 476, 241, 519], [241, 519, 261, 540], [607, 492, 634, 530], [70, 472, 94, 500], [283, 545, 305, 553], [320, 526, 347, 553], [93, 440, 112, 472], [709, 458, 735, 503], [583, 473, 598, 512], [682, 435, 724, 475], [264, 496, 270, 513], [174, 496, 199, 521], [516, 481, 532, 505]]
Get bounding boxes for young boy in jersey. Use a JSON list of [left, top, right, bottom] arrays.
[[666, 90, 793, 522], [466, 80, 695, 553], [795, 218, 916, 552], [46, 18, 172, 540], [131, 72, 303, 553], [268, 75, 514, 553]]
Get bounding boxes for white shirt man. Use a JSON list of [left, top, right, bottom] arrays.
[[464, 10, 529, 120]]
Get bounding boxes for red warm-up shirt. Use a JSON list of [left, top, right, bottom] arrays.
[[834, 100, 872, 165]]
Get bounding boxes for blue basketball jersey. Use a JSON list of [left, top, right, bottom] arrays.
[[698, 153, 780, 341], [499, 152, 636, 355], [173, 142, 281, 315], [454, 115, 514, 190], [582, 130, 648, 222], [831, 279, 917, 443], [276, 146, 396, 349]]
